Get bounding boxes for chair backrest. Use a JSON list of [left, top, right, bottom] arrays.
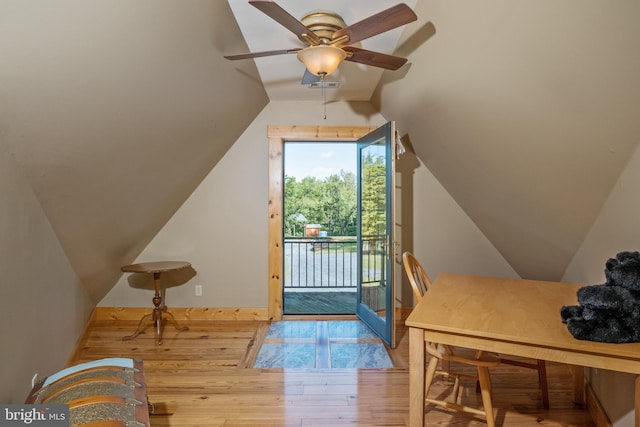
[[402, 251, 431, 303], [402, 251, 453, 358]]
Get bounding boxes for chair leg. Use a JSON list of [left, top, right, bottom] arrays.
[[538, 360, 550, 409], [452, 375, 461, 404], [477, 366, 496, 427], [424, 355, 440, 398]]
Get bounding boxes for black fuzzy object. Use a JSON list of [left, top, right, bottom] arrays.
[[560, 251, 640, 343]]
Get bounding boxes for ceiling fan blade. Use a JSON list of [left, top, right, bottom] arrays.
[[342, 46, 407, 71], [249, 1, 321, 45], [224, 48, 301, 60], [301, 69, 322, 85], [332, 3, 417, 46]]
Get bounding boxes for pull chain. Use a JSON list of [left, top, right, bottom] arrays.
[[320, 72, 327, 120]]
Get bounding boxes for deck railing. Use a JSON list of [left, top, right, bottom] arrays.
[[283, 235, 385, 290]]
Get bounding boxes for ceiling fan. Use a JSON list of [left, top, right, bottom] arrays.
[[225, 1, 417, 81]]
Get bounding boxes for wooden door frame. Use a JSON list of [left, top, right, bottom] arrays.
[[267, 125, 377, 320]]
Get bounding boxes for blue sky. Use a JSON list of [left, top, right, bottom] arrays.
[[284, 142, 356, 181]]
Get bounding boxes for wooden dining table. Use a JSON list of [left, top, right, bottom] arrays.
[[405, 273, 640, 427]]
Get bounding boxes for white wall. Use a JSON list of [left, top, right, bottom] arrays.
[[102, 101, 384, 307], [563, 144, 640, 427], [101, 100, 516, 309], [406, 154, 518, 281], [393, 144, 517, 307], [0, 144, 94, 403]]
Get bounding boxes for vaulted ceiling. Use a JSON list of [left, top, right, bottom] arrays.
[[1, 0, 638, 302], [376, 0, 640, 280]]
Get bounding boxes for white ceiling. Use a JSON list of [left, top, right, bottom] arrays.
[[227, 0, 417, 101]]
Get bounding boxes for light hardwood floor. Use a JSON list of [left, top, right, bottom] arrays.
[[68, 316, 595, 427]]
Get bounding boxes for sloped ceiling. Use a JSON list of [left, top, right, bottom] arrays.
[[0, 0, 268, 302], [375, 0, 640, 280], [1, 0, 638, 304]]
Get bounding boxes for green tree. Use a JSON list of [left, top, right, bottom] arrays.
[[284, 171, 357, 237], [283, 175, 325, 236], [322, 171, 356, 236], [360, 153, 386, 238], [284, 176, 305, 236]]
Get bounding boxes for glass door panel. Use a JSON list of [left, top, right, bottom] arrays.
[[356, 122, 395, 347]]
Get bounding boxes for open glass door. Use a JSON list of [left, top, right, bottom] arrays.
[[356, 122, 396, 347]]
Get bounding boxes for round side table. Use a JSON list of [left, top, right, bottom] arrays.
[[120, 261, 191, 345]]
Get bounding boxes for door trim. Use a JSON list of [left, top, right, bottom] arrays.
[[267, 125, 377, 320]]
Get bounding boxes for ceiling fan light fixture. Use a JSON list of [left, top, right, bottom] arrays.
[[297, 45, 346, 77]]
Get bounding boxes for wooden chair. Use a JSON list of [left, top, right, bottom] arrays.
[[403, 251, 501, 426], [402, 250, 550, 409]]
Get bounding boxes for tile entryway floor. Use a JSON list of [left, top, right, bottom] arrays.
[[253, 321, 393, 369]]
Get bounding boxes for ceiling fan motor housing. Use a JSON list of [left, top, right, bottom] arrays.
[[299, 11, 346, 45]]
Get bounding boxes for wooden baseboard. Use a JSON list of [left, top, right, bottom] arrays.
[[93, 307, 270, 321], [93, 307, 414, 322], [585, 381, 613, 427]]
